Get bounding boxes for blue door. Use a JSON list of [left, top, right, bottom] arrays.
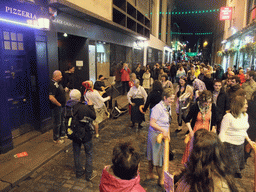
[[1, 30, 34, 137]]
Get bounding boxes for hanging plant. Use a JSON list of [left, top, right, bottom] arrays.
[[217, 51, 223, 57], [240, 43, 254, 54], [222, 49, 229, 56], [227, 48, 237, 55]]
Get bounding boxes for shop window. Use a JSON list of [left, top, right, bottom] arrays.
[[3, 31, 24, 51]]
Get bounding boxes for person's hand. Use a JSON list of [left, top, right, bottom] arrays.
[[108, 96, 111, 100], [64, 87, 69, 92], [87, 99, 93, 105], [163, 130, 169, 139], [131, 103, 135, 106]]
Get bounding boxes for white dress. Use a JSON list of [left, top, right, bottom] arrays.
[[142, 72, 151, 89]]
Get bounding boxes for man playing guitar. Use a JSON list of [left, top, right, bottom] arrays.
[[94, 75, 111, 96]]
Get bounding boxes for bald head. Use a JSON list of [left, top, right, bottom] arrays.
[[52, 70, 62, 82]]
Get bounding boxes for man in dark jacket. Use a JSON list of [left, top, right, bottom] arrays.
[[212, 80, 229, 134], [227, 75, 244, 104], [67, 89, 97, 180]]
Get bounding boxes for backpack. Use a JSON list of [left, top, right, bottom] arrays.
[[64, 103, 94, 143]]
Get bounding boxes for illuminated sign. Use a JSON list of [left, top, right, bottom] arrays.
[[0, 1, 48, 29], [220, 7, 232, 20]]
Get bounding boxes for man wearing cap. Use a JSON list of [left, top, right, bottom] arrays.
[[67, 89, 97, 180], [49, 70, 66, 144]]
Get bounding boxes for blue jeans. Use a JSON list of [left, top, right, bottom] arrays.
[[51, 107, 65, 141], [73, 140, 93, 179]]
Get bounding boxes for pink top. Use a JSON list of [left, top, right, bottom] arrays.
[[99, 166, 146, 192], [120, 68, 131, 81]]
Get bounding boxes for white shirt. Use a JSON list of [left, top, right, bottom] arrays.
[[219, 113, 249, 145], [85, 90, 110, 109], [127, 85, 147, 104]]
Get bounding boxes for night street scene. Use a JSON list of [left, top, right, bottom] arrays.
[[1, 0, 256, 192]]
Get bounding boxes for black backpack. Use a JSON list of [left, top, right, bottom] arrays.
[[64, 104, 94, 143]]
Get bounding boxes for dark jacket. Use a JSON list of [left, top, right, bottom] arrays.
[[66, 100, 96, 142], [143, 90, 162, 112], [203, 76, 214, 92], [214, 89, 230, 123], [170, 65, 177, 77], [63, 72, 75, 89], [227, 84, 243, 104], [184, 103, 217, 130], [247, 99, 256, 141], [94, 80, 105, 91]]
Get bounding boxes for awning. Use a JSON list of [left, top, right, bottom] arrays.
[[49, 0, 148, 40]]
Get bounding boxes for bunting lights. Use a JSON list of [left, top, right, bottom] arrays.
[[171, 32, 213, 35]]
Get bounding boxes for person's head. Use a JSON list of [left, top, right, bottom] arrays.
[[230, 96, 247, 118], [162, 88, 175, 106], [227, 67, 232, 72], [230, 75, 241, 87], [179, 65, 183, 70], [179, 76, 187, 87], [112, 142, 140, 180], [69, 89, 81, 101], [161, 74, 168, 82], [239, 68, 244, 75], [99, 75, 104, 81], [159, 68, 164, 74], [134, 79, 140, 88], [52, 70, 63, 82], [130, 73, 136, 81], [123, 63, 128, 68], [185, 129, 238, 192], [152, 80, 163, 92], [82, 80, 94, 93], [227, 71, 234, 78], [198, 90, 212, 108], [67, 65, 75, 73], [213, 80, 222, 92], [145, 69, 150, 73], [248, 71, 256, 81], [156, 63, 160, 68]]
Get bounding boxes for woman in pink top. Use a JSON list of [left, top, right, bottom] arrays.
[[99, 142, 145, 192], [120, 63, 131, 95]]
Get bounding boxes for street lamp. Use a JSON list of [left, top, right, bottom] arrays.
[[203, 41, 208, 47]]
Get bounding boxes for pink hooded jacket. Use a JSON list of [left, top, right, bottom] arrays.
[[99, 166, 146, 192]]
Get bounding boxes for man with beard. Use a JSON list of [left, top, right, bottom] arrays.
[[227, 75, 244, 104]]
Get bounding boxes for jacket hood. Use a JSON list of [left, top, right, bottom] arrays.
[[99, 166, 145, 192], [66, 100, 79, 107]]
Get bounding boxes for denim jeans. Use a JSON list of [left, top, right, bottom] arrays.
[[51, 107, 65, 141], [73, 140, 93, 179]]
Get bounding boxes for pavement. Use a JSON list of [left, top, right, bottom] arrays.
[[0, 95, 129, 192], [1, 93, 255, 192]]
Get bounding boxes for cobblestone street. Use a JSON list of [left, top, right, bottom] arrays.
[[9, 104, 255, 192]]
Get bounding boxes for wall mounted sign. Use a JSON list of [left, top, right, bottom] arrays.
[[0, 0, 47, 28], [220, 7, 232, 20]]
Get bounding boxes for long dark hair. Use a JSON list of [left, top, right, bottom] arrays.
[[184, 129, 238, 192], [152, 80, 163, 93]]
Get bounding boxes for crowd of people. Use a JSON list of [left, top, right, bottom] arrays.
[[48, 61, 256, 191]]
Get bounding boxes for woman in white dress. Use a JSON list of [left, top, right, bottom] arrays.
[[142, 69, 151, 93]]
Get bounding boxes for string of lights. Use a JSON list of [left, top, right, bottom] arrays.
[[170, 32, 213, 35]]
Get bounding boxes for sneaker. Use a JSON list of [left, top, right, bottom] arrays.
[[86, 170, 97, 181], [53, 139, 64, 144]]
